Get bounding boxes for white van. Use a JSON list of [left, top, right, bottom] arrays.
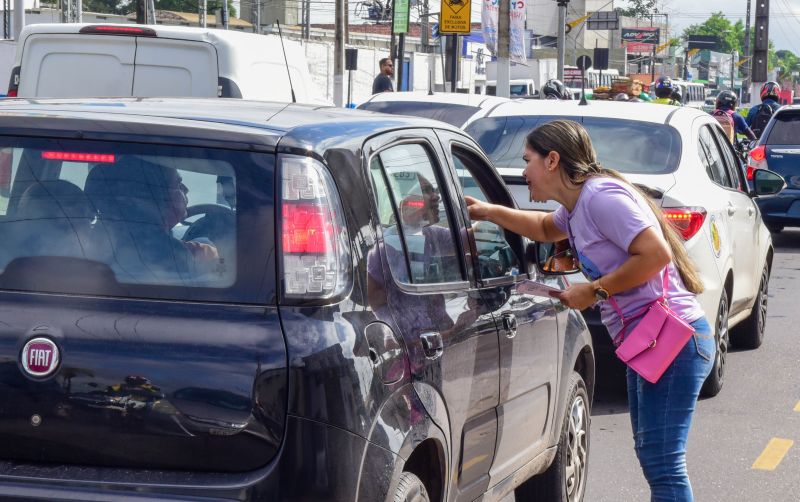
[[6, 23, 328, 104]]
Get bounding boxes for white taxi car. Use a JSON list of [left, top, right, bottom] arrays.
[[462, 100, 783, 397]]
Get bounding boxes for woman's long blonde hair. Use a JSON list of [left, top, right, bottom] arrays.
[[526, 120, 704, 294]]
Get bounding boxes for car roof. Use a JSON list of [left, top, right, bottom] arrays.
[[20, 23, 262, 44], [362, 91, 513, 109], [0, 97, 461, 153], [484, 99, 705, 125]]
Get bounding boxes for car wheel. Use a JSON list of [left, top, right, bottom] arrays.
[[392, 472, 429, 502], [766, 224, 783, 234], [701, 289, 729, 398], [731, 264, 769, 350], [516, 372, 590, 502]]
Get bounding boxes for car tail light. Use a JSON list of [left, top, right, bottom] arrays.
[[663, 207, 707, 241], [42, 151, 116, 163], [79, 25, 157, 37], [748, 146, 768, 175], [279, 155, 350, 300], [7, 66, 19, 98]]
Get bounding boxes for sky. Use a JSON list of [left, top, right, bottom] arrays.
[[312, 0, 800, 54]]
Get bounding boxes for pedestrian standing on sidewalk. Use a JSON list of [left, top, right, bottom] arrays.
[[465, 119, 715, 502], [372, 58, 395, 94]]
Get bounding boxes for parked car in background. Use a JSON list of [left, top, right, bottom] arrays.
[[748, 104, 800, 233], [0, 97, 594, 501], [357, 91, 512, 128], [460, 100, 783, 397], [7, 23, 328, 104]]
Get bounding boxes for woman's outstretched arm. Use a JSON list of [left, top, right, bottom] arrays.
[[465, 196, 567, 243]]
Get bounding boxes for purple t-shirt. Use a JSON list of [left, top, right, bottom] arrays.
[[552, 177, 704, 339]]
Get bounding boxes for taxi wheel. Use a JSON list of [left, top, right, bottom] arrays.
[[392, 472, 429, 502], [516, 372, 589, 502], [701, 289, 729, 398], [732, 264, 769, 350]]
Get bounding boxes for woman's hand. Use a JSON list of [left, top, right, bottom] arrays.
[[465, 196, 493, 221], [549, 283, 597, 310]]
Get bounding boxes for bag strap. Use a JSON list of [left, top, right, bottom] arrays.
[[608, 269, 669, 345]]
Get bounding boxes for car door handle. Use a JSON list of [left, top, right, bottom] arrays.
[[420, 332, 443, 359], [501, 312, 518, 339], [748, 206, 755, 217]]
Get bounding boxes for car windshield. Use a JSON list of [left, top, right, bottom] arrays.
[[358, 101, 481, 127], [765, 111, 800, 145], [465, 115, 682, 174]]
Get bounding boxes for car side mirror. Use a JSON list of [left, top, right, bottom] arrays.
[[752, 169, 787, 196], [527, 239, 580, 276]]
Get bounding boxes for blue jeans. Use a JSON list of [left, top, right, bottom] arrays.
[[626, 317, 715, 502]]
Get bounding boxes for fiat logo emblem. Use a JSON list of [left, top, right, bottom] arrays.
[[21, 337, 60, 378]]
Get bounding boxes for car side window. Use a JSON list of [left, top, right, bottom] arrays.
[[369, 143, 463, 285], [698, 126, 733, 188], [451, 147, 520, 281], [709, 126, 746, 191]]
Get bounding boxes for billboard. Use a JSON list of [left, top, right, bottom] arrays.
[[621, 27, 660, 45]]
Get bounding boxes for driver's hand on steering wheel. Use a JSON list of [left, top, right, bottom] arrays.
[[184, 240, 220, 262]]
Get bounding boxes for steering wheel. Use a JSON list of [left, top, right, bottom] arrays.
[[181, 203, 235, 243]]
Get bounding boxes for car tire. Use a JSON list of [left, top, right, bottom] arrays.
[[731, 264, 770, 350], [701, 289, 729, 398], [392, 472, 429, 502], [766, 224, 783, 234], [515, 372, 590, 502]]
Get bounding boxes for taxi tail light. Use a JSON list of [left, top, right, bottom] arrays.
[[7, 66, 19, 97], [663, 207, 707, 241], [279, 155, 350, 300], [748, 146, 768, 176]]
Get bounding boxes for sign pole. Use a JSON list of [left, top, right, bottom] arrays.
[[393, 0, 410, 92], [439, 0, 471, 93]]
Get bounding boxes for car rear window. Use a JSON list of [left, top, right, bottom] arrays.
[[358, 101, 481, 127], [765, 111, 800, 145], [0, 137, 275, 303], [465, 115, 682, 174]]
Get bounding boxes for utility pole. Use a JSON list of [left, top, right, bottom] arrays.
[[199, 0, 207, 28], [75, 0, 82, 23], [334, 0, 345, 106], [136, 0, 145, 24], [147, 0, 156, 24], [220, 0, 228, 29], [421, 0, 429, 51], [253, 0, 260, 33], [11, 0, 21, 39], [557, 0, 569, 81], [743, 0, 752, 102], [496, 0, 510, 97], [3, 0, 9, 39]]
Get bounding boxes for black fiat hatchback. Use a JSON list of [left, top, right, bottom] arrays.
[[0, 98, 594, 501]]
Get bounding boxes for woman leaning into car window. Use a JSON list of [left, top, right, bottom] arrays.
[[465, 120, 714, 502]]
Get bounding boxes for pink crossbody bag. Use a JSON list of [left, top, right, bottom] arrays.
[[609, 270, 695, 384]]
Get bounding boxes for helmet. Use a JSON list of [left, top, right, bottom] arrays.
[[614, 93, 630, 101], [760, 81, 781, 101], [541, 79, 571, 100], [715, 90, 738, 110], [654, 76, 674, 99]]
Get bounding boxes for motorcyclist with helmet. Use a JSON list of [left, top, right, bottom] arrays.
[[713, 90, 756, 143], [746, 81, 782, 138], [652, 76, 681, 106], [540, 79, 572, 100]]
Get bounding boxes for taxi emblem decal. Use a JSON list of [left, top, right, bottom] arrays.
[[21, 337, 60, 378], [709, 215, 722, 258]]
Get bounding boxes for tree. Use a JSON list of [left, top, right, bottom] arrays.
[[682, 12, 738, 53], [619, 0, 657, 19]]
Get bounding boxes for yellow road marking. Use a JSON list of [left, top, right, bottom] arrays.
[[752, 438, 794, 471], [794, 401, 800, 412]]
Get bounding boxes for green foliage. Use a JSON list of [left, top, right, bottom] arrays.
[[619, 0, 657, 19], [78, 0, 236, 17]]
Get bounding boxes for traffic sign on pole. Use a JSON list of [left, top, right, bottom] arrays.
[[440, 0, 472, 34]]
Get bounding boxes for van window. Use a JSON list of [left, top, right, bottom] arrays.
[[0, 137, 274, 303], [766, 111, 800, 145]]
